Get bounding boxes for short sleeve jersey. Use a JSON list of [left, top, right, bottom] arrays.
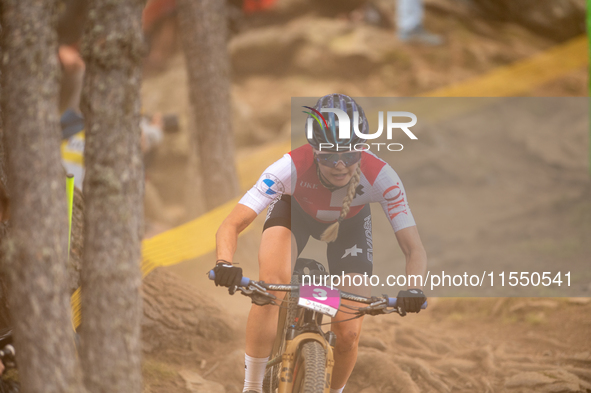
[[239, 144, 416, 232]]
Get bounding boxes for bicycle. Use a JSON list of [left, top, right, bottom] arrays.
[[208, 258, 426, 393]]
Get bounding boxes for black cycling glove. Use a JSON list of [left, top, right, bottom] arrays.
[[213, 262, 243, 288], [396, 288, 426, 316]]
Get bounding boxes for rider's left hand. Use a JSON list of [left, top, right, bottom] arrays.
[[396, 288, 426, 316]]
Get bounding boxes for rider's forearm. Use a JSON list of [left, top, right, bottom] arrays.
[[216, 222, 240, 264], [215, 204, 257, 264], [405, 247, 427, 290]]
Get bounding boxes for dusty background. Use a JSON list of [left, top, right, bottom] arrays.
[[137, 0, 591, 392]]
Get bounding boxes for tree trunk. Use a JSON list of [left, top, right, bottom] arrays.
[[177, 0, 240, 213], [0, 1, 86, 392], [79, 1, 144, 392], [0, 44, 10, 330], [0, 128, 12, 330]]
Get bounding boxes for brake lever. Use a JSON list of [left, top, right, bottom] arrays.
[[357, 295, 400, 316], [250, 292, 276, 306], [236, 285, 254, 297], [236, 284, 277, 306]]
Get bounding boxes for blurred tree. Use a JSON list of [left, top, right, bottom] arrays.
[[79, 0, 144, 392], [0, 0, 87, 391], [0, 33, 9, 326], [0, 106, 12, 331], [177, 0, 240, 214]]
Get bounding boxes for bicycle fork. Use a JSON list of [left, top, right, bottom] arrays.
[[278, 332, 335, 393]]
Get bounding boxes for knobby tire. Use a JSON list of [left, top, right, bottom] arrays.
[[292, 341, 326, 393]]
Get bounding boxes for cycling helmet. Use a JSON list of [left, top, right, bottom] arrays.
[[304, 94, 369, 151]]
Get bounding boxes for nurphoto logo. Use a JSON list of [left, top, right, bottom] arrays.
[[304, 107, 418, 151]]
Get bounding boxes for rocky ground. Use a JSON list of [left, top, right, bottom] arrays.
[[141, 269, 591, 393]]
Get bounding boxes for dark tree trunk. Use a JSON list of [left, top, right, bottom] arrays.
[[0, 48, 10, 330], [0, 1, 86, 392], [177, 0, 240, 213], [79, 1, 144, 392], [0, 131, 12, 330]]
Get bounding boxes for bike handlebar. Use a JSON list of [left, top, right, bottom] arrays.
[[387, 297, 427, 309], [208, 270, 251, 287], [208, 271, 427, 309]]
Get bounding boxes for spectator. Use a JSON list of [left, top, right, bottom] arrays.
[[397, 0, 443, 45]]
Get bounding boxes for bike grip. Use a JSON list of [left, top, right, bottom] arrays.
[[387, 298, 428, 309], [207, 270, 250, 287]]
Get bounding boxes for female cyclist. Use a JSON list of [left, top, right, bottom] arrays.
[[213, 94, 427, 393]]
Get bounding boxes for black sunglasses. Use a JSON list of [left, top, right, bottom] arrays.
[[315, 152, 362, 168]]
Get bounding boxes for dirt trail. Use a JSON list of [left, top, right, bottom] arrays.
[[145, 270, 591, 393]]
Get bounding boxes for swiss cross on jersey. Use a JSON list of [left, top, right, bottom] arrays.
[[289, 144, 411, 225], [238, 143, 416, 233]]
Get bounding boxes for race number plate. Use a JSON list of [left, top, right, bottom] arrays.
[[298, 285, 341, 318]]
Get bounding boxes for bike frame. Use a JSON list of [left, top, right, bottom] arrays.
[[264, 283, 372, 393]]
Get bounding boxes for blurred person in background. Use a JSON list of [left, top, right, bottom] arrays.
[[142, 0, 275, 72], [397, 0, 443, 45], [57, 0, 87, 114], [57, 0, 181, 233]]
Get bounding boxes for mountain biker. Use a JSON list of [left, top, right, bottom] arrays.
[[214, 94, 427, 393]]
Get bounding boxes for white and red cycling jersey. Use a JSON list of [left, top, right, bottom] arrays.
[[239, 144, 416, 232]]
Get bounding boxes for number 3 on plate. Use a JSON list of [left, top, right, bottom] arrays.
[[312, 288, 327, 301]]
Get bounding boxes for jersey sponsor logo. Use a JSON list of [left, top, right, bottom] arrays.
[[383, 183, 408, 219], [363, 215, 373, 262], [354, 184, 364, 197], [265, 195, 282, 220], [301, 197, 313, 204], [329, 179, 367, 208], [342, 244, 362, 258], [299, 180, 318, 189], [256, 173, 285, 198]]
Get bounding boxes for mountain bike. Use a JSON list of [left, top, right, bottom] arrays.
[[209, 258, 426, 393]]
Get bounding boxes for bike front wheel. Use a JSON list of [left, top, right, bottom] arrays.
[[292, 341, 326, 393], [263, 279, 299, 393]]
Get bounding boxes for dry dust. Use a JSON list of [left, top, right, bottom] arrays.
[[142, 271, 591, 393]]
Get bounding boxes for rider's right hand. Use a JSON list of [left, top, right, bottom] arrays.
[[212, 262, 243, 287], [396, 288, 426, 316]]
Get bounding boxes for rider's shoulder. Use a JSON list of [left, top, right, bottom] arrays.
[[288, 144, 313, 158], [288, 144, 314, 169], [360, 150, 388, 185]]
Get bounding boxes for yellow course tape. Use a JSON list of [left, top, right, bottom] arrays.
[[423, 35, 587, 97], [70, 35, 588, 328], [140, 197, 241, 276]]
